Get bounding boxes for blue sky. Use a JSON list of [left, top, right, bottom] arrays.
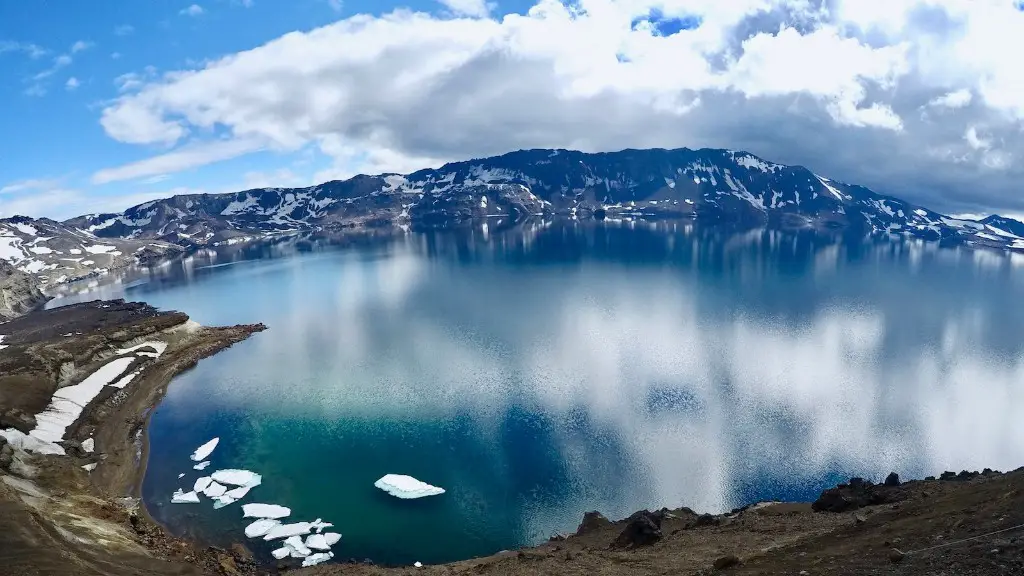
[[2, 0, 1024, 220], [0, 0, 533, 218]]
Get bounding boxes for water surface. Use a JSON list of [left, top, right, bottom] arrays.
[[55, 222, 1024, 565]]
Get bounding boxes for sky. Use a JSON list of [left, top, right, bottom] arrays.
[[2, 0, 1024, 221]]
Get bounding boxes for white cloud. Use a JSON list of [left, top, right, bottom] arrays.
[[91, 138, 266, 184], [929, 89, 972, 109], [70, 40, 93, 53], [65, 77, 80, 91], [326, 0, 343, 12], [437, 0, 492, 18], [0, 178, 63, 195], [0, 40, 47, 59], [114, 24, 135, 36], [91, 1, 1024, 215], [180, 4, 204, 16]]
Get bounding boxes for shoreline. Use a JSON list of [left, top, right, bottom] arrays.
[[2, 301, 1023, 575]]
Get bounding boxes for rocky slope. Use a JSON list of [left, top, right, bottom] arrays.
[[0, 216, 182, 288], [0, 260, 48, 321], [64, 148, 1024, 252]]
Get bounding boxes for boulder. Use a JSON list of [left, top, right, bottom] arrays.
[[713, 555, 740, 570], [812, 477, 902, 513], [611, 510, 663, 549], [884, 472, 900, 487], [576, 511, 612, 535]]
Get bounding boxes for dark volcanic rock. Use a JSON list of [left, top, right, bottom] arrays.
[[713, 555, 741, 570], [577, 511, 612, 535], [611, 510, 664, 549], [812, 477, 903, 513], [884, 472, 900, 487]]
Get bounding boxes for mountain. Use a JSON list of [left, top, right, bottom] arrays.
[[2, 148, 1022, 291], [0, 216, 182, 288], [0, 260, 48, 320], [63, 147, 1024, 252]]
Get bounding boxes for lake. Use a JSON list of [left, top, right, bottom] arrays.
[[52, 220, 1024, 566]]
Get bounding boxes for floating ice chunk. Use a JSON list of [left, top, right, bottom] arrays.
[[190, 437, 219, 461], [302, 552, 333, 567], [284, 535, 311, 556], [311, 520, 333, 533], [414, 561, 423, 568], [263, 522, 313, 540], [224, 485, 252, 500], [203, 481, 227, 498], [178, 473, 185, 479], [81, 437, 95, 453], [374, 474, 445, 499], [242, 503, 291, 519], [193, 461, 211, 470], [244, 518, 281, 538], [271, 547, 290, 560], [305, 534, 330, 550], [171, 490, 200, 504], [194, 476, 213, 493], [211, 469, 261, 488], [82, 463, 97, 472], [323, 532, 341, 546], [213, 495, 236, 509]]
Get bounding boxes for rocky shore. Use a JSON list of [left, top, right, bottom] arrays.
[[1, 300, 1022, 576]]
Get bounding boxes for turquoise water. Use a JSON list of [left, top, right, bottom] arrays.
[[56, 222, 1024, 566]]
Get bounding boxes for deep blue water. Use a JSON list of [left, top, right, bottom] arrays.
[[52, 221, 1024, 566]]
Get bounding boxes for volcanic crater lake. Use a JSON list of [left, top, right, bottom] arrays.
[[54, 221, 1024, 566]]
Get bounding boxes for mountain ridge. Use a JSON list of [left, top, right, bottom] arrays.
[[3, 147, 1024, 287]]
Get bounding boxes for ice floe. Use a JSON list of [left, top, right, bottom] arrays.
[[224, 485, 252, 499], [271, 547, 291, 560], [211, 469, 261, 488], [202, 481, 227, 498], [305, 532, 341, 550], [242, 503, 291, 519], [323, 532, 341, 546], [193, 460, 211, 470], [81, 437, 94, 453], [374, 474, 446, 499], [414, 561, 423, 568], [213, 495, 236, 509], [171, 489, 200, 504], [302, 552, 333, 567], [194, 476, 213, 493], [284, 535, 311, 556], [244, 518, 281, 538], [190, 437, 219, 461], [178, 473, 185, 479], [263, 521, 314, 540]]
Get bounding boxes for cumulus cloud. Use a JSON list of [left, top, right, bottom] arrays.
[[180, 4, 204, 17], [65, 77, 80, 91], [94, 0, 1024, 215]]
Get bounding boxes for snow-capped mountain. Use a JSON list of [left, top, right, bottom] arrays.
[[3, 147, 1023, 291], [0, 216, 182, 288], [63, 147, 1024, 252]]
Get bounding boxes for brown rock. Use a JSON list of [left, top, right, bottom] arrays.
[[611, 510, 664, 549], [713, 555, 740, 570], [576, 511, 611, 535], [888, 549, 905, 564]]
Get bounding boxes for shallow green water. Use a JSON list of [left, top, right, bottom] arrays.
[[55, 222, 1024, 566]]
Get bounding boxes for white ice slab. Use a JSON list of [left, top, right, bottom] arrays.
[[193, 460, 211, 470], [211, 469, 262, 488], [284, 535, 311, 556], [271, 547, 290, 560], [302, 552, 333, 567], [305, 534, 330, 550], [213, 495, 236, 509], [224, 485, 252, 500], [178, 473, 185, 479], [263, 521, 313, 540], [244, 518, 281, 538], [81, 437, 94, 453], [171, 489, 200, 504], [242, 503, 291, 519], [414, 561, 423, 568], [323, 532, 341, 546], [202, 481, 227, 498], [0, 427, 65, 456], [117, 341, 168, 358], [374, 474, 445, 499], [194, 476, 213, 493], [26, 357, 135, 445], [311, 520, 333, 533], [190, 437, 219, 461]]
